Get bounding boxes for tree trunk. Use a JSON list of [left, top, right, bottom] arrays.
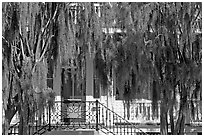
[[174, 83, 187, 135], [126, 100, 130, 120], [160, 103, 168, 135], [19, 109, 28, 135], [2, 118, 10, 135], [18, 92, 29, 135], [160, 90, 168, 135], [18, 114, 24, 135], [174, 108, 185, 134], [123, 101, 126, 119], [3, 107, 18, 135], [174, 104, 186, 134], [169, 106, 175, 135]]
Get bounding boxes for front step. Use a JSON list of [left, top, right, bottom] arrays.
[[44, 129, 97, 135]]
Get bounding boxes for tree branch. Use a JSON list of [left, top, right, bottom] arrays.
[[25, 38, 32, 56], [38, 35, 54, 62], [35, 33, 42, 62], [2, 36, 9, 45], [191, 9, 201, 27], [19, 23, 26, 60], [144, 38, 152, 46], [34, 4, 59, 64], [41, 5, 59, 35], [32, 35, 54, 75]]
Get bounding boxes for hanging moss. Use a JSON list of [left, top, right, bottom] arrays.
[[94, 50, 109, 90]]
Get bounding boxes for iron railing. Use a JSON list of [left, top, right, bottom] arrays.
[[114, 100, 202, 125], [8, 100, 146, 135], [8, 122, 19, 135], [8, 100, 202, 135], [8, 104, 52, 135], [97, 100, 147, 135], [49, 100, 147, 134]]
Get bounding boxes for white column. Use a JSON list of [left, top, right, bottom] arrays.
[[50, 96, 61, 124], [150, 104, 152, 121], [145, 104, 148, 120]]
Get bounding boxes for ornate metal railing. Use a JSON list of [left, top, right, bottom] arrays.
[[8, 100, 147, 135], [8, 99, 202, 135], [8, 104, 52, 135], [8, 122, 19, 135], [97, 101, 147, 135], [28, 104, 51, 135], [114, 100, 202, 125], [188, 100, 202, 124], [45, 100, 147, 135]]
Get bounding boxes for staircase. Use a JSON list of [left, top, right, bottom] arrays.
[[96, 101, 147, 135], [8, 100, 147, 135]]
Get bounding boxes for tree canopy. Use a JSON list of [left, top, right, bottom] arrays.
[[2, 2, 202, 135]]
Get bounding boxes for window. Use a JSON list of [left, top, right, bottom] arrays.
[[61, 68, 81, 99], [93, 77, 100, 98]]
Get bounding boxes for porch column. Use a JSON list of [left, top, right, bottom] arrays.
[[85, 53, 94, 101], [52, 52, 61, 124]]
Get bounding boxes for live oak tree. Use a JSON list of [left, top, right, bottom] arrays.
[[2, 2, 202, 135], [2, 2, 58, 134], [108, 2, 202, 135], [141, 2, 202, 134], [2, 2, 107, 134], [94, 2, 202, 135]]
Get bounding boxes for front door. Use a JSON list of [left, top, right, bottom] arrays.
[[61, 68, 85, 124]]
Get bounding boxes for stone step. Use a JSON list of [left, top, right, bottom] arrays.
[[44, 129, 97, 135]]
